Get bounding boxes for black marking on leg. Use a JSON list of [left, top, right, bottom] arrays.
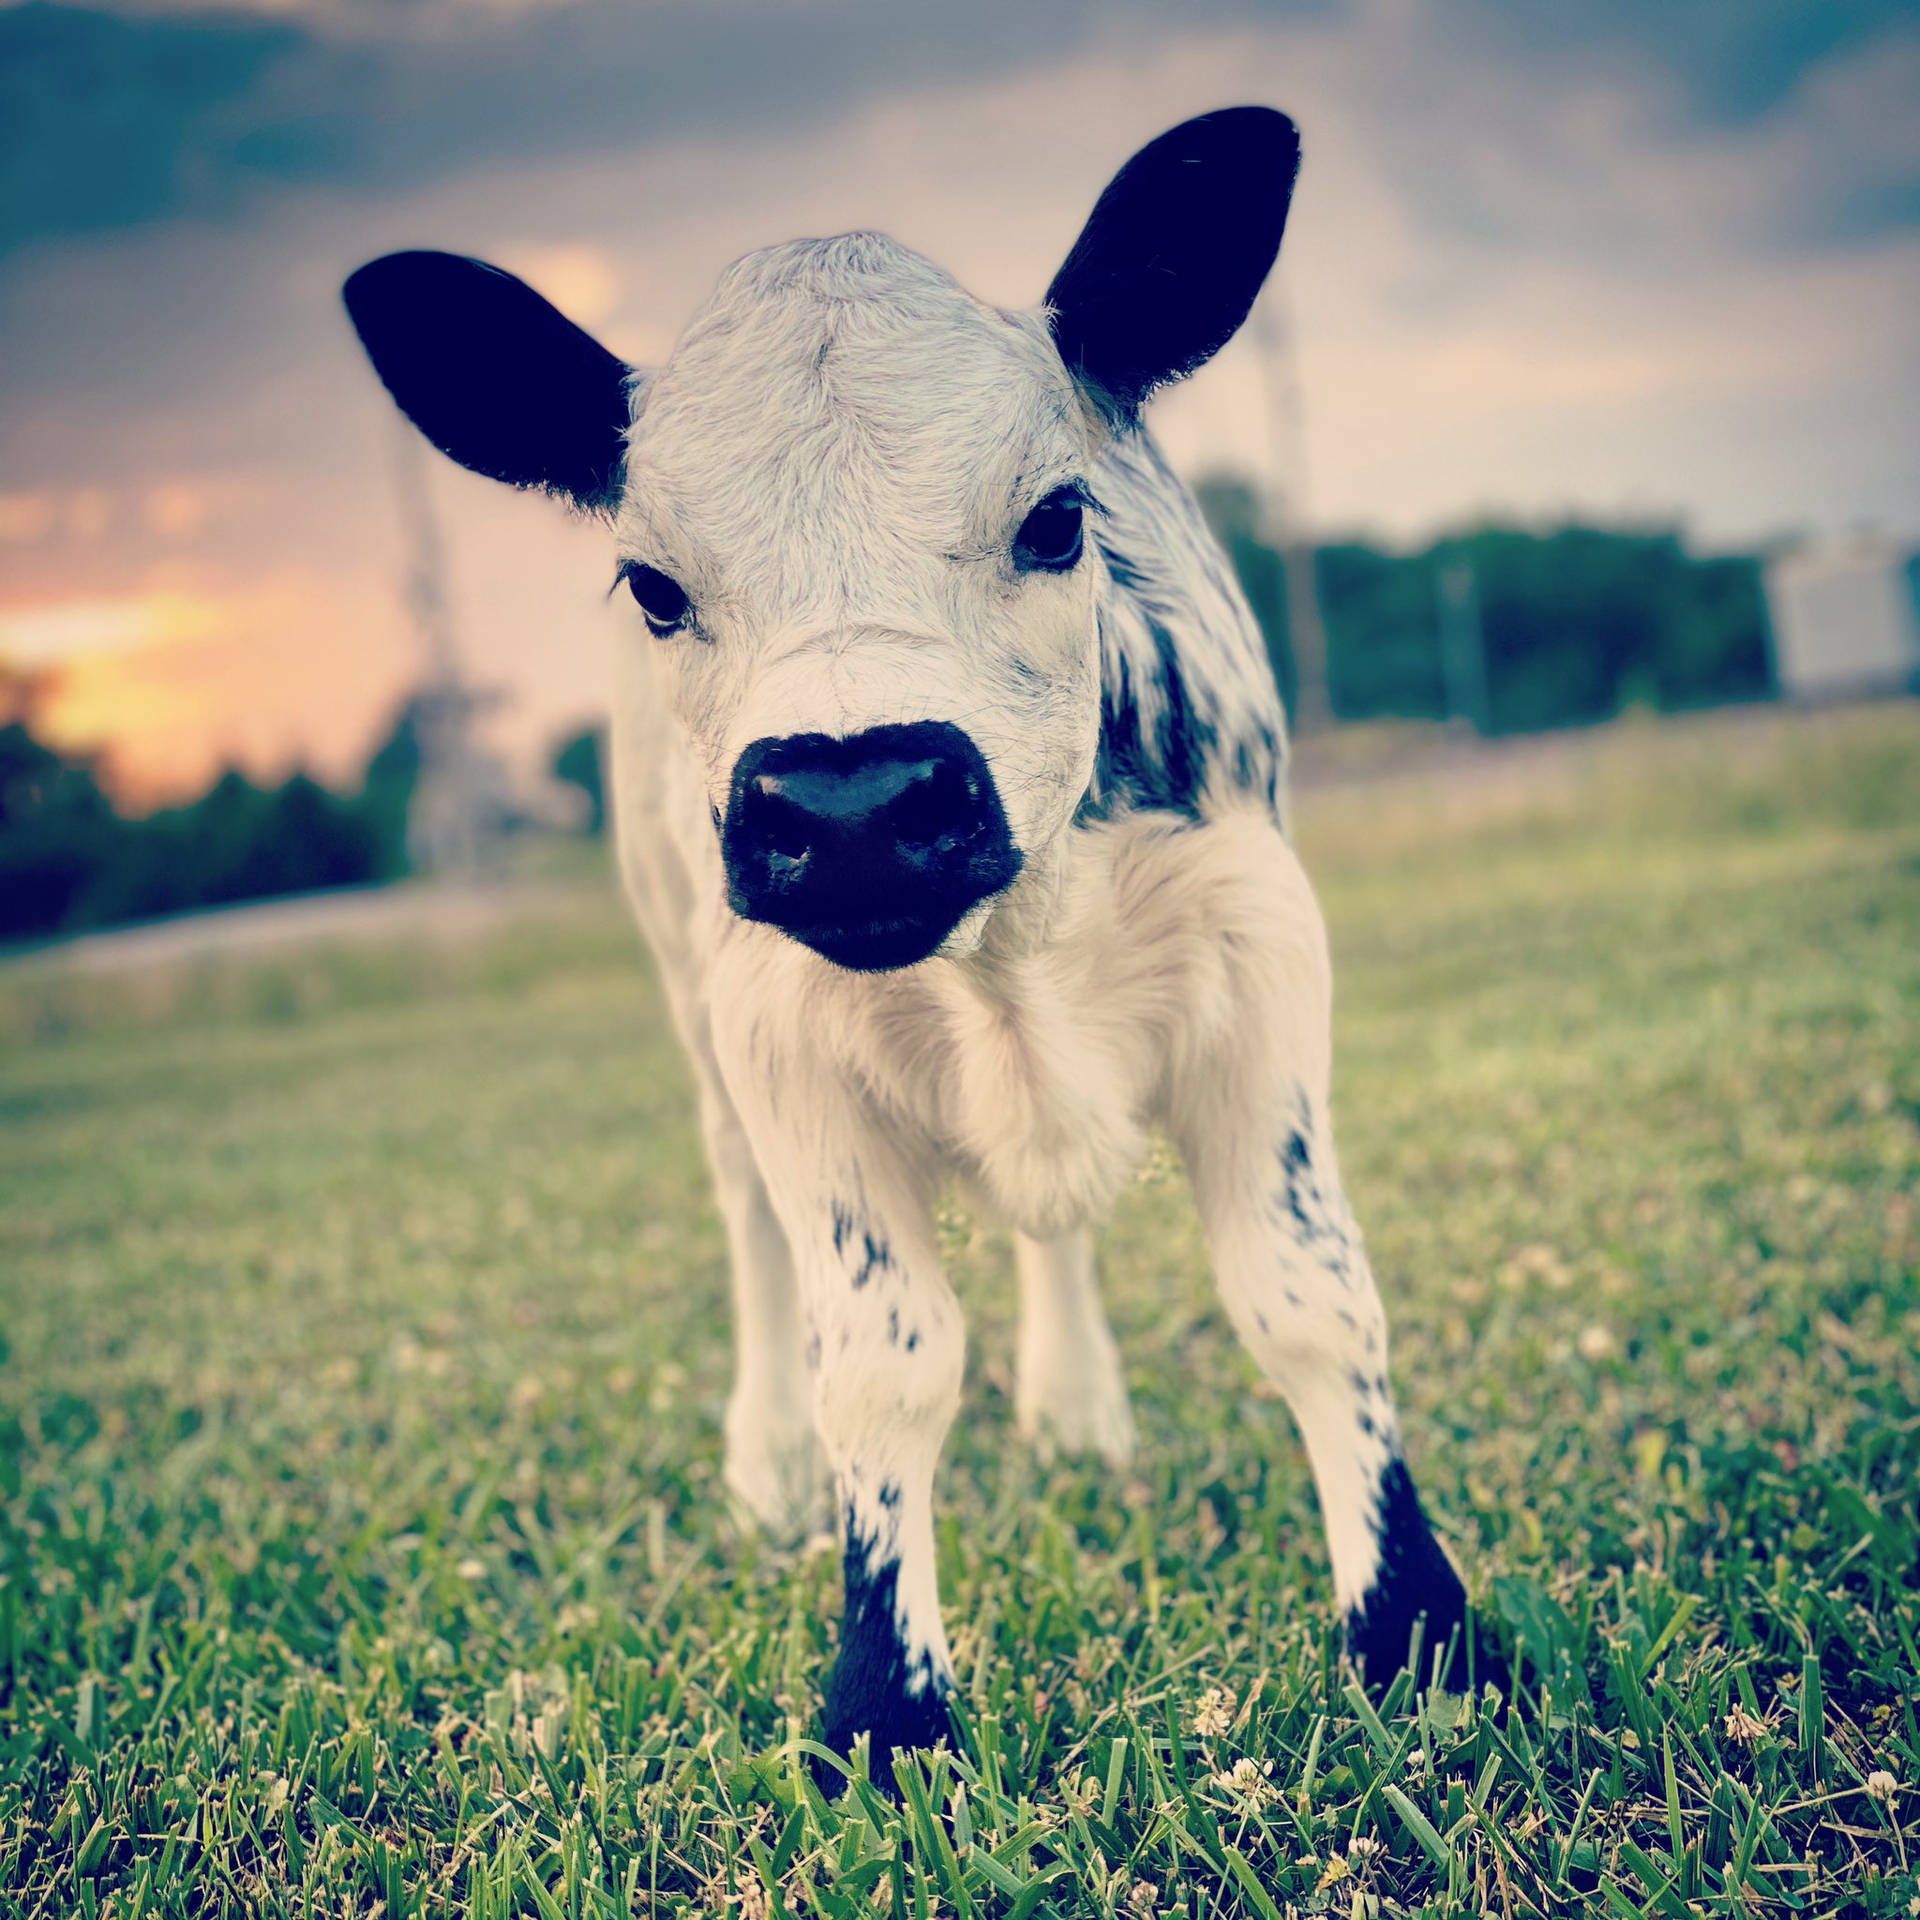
[[1268, 1089, 1359, 1287], [853, 1229, 891, 1290], [1346, 1456, 1502, 1696], [831, 1197, 895, 1291], [819, 1506, 949, 1792]]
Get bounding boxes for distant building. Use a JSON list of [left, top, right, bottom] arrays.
[[1764, 534, 1920, 700]]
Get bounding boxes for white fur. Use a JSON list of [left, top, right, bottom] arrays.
[[1015, 1230, 1136, 1465], [597, 229, 1404, 1687]]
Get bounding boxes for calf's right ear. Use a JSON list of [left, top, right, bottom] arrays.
[[1046, 106, 1300, 422], [342, 250, 635, 513]]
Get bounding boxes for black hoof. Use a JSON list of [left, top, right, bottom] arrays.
[[1346, 1457, 1508, 1698], [815, 1671, 951, 1796], [815, 1543, 953, 1796]]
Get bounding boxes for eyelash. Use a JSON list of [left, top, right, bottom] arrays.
[[1013, 482, 1093, 573], [615, 562, 693, 637]]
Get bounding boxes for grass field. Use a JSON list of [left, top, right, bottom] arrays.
[[3, 704, 1918, 1918]]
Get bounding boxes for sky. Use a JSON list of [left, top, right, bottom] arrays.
[[2, 0, 1916, 802]]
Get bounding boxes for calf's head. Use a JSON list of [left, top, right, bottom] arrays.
[[344, 108, 1297, 971]]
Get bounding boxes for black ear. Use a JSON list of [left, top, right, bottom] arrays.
[[342, 250, 634, 512], [1045, 107, 1300, 419]]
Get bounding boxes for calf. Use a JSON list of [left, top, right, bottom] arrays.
[[344, 108, 1490, 1769]]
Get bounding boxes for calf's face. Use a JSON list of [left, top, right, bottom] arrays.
[[622, 237, 1098, 969], [344, 109, 1298, 971]]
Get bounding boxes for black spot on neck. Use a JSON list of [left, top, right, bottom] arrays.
[[1080, 601, 1216, 822]]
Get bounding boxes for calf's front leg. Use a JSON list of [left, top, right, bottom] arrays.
[[714, 989, 961, 1764], [1185, 1090, 1483, 1689], [1172, 854, 1494, 1694]]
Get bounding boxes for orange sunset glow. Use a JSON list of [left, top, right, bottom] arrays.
[[3, 4, 1915, 821], [8, 578, 410, 805]]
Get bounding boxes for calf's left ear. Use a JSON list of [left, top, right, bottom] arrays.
[[343, 250, 635, 512], [1045, 106, 1300, 421]]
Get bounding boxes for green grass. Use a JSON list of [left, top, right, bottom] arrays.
[[3, 703, 1917, 1917]]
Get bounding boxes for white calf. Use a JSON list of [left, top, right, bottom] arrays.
[[345, 108, 1493, 1769]]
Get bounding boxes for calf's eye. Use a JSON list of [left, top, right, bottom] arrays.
[[623, 563, 691, 634], [1013, 487, 1085, 573]]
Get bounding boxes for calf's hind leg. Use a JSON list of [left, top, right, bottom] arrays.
[[687, 1032, 822, 1540], [1014, 1229, 1136, 1465]]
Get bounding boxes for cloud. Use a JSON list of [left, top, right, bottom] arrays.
[[21, 566, 413, 800], [10, 0, 1913, 271], [1461, 0, 1917, 124], [1, 0, 1915, 800], [0, 0, 1318, 261], [0, 2, 307, 254]]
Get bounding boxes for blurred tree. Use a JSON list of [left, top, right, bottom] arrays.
[[551, 724, 606, 836], [1193, 476, 1772, 734], [357, 694, 425, 879], [1316, 541, 1448, 722], [0, 719, 124, 939], [1192, 475, 1295, 719], [0, 511, 1782, 946], [1458, 527, 1770, 732], [73, 768, 384, 928], [0, 709, 393, 944]]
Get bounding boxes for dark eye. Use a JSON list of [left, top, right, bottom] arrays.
[[623, 563, 691, 634], [1013, 487, 1085, 573]]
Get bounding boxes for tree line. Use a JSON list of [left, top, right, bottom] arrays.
[[2, 505, 1776, 942], [1195, 482, 1772, 733]]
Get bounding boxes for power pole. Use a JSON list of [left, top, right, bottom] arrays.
[[1434, 551, 1490, 734], [1253, 278, 1332, 734]]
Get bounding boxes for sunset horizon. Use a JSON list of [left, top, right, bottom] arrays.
[[5, 0, 1916, 806]]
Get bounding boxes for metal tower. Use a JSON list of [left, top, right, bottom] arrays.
[[389, 424, 509, 877]]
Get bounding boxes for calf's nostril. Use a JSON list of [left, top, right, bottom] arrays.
[[886, 758, 975, 857], [749, 780, 816, 869]]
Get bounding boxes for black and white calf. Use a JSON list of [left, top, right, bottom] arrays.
[[344, 108, 1492, 1767]]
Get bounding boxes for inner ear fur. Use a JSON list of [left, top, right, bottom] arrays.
[[342, 250, 634, 511], [1045, 106, 1300, 421]]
